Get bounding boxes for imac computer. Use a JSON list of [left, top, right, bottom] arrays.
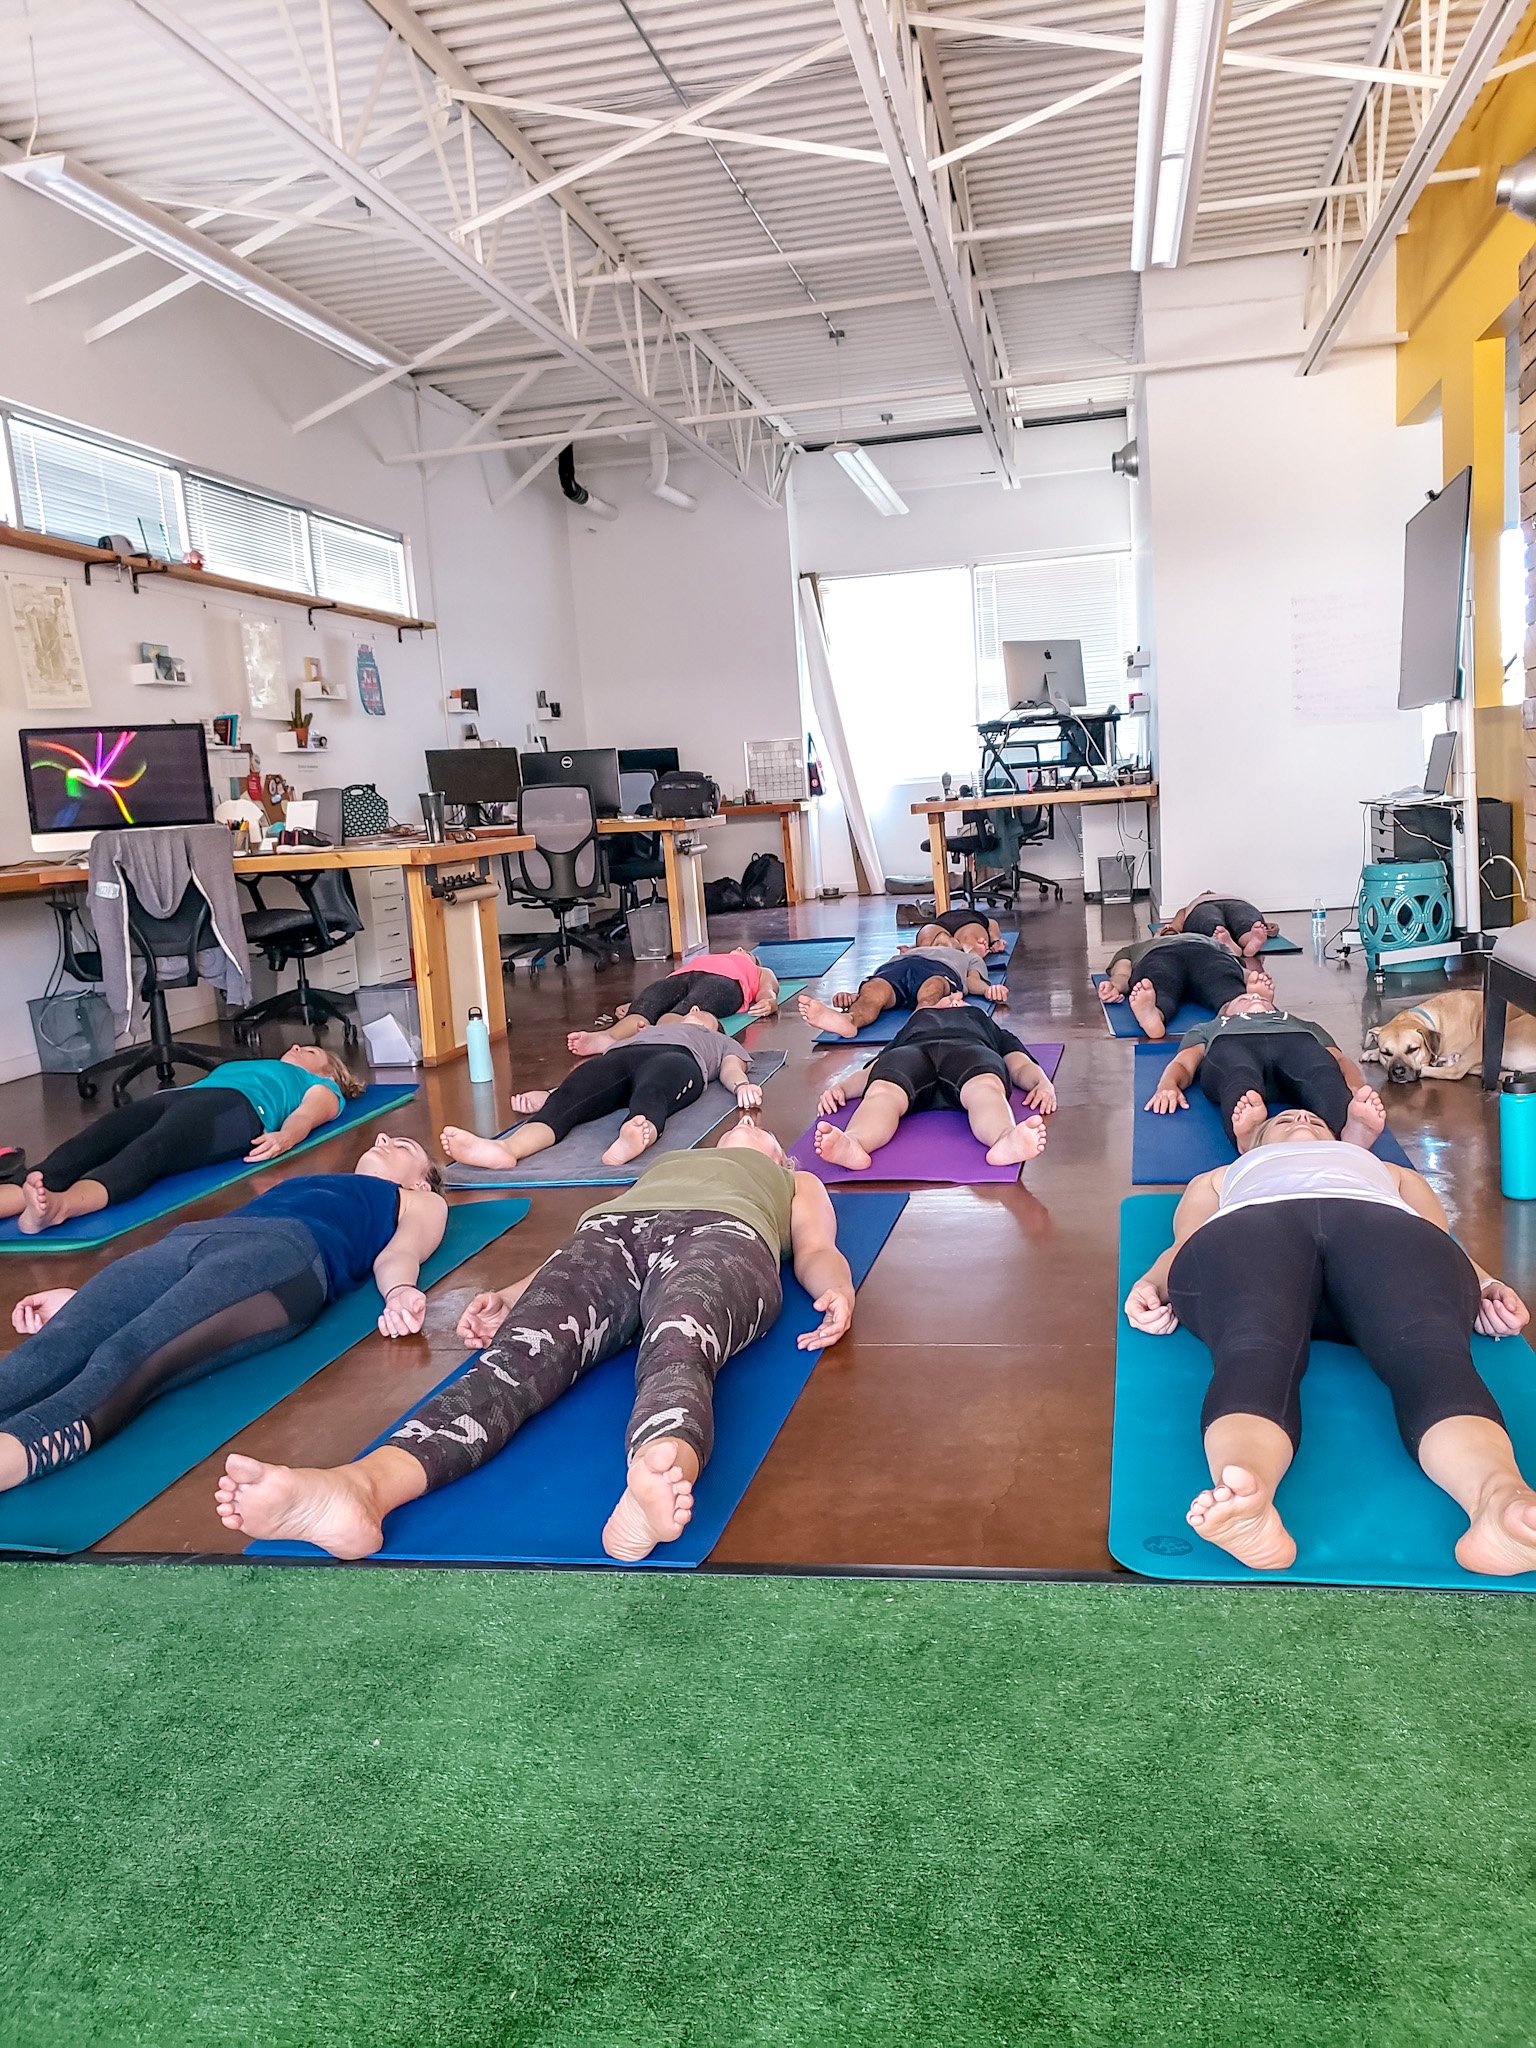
[[1003, 639, 1088, 715], [617, 745, 680, 815], [425, 746, 523, 825], [519, 746, 623, 818], [21, 722, 213, 855]]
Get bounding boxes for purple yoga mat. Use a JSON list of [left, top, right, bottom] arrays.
[[787, 1043, 1065, 1185]]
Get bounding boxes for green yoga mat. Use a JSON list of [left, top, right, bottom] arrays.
[[1262, 933, 1303, 955], [0, 1198, 529, 1556], [1110, 1194, 1536, 1592], [723, 980, 806, 1036]]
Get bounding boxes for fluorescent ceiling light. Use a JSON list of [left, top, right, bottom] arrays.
[[1131, 0, 1231, 272], [828, 441, 908, 516], [4, 153, 400, 370]]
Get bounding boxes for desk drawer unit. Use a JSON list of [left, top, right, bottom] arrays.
[[354, 865, 412, 985]]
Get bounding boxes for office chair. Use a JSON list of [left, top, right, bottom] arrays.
[[502, 783, 617, 976], [594, 821, 667, 949], [233, 869, 363, 1045], [54, 886, 227, 1106], [994, 800, 1065, 904]]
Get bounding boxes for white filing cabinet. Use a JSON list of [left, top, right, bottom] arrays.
[[353, 864, 412, 986]]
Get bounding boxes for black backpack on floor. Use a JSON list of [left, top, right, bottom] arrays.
[[740, 851, 787, 909], [705, 877, 746, 914]]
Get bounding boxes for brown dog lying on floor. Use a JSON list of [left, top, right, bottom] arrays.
[[1363, 988, 1536, 1084]]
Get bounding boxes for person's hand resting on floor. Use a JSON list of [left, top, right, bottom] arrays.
[[1124, 1277, 1178, 1335], [1145, 1085, 1188, 1115], [1475, 1279, 1529, 1338], [245, 1131, 294, 1163], [735, 1083, 763, 1113], [986, 983, 1009, 1005], [747, 997, 776, 1017], [798, 1286, 853, 1352], [378, 1284, 426, 1338], [13, 1288, 75, 1334]]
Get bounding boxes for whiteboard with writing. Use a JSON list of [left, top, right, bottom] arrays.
[[1290, 591, 1399, 725]]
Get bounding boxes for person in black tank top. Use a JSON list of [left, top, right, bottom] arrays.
[[0, 1135, 445, 1493]]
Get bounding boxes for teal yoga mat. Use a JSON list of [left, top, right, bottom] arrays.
[[1110, 1194, 1536, 1592], [723, 980, 806, 1036], [0, 1198, 529, 1556], [0, 1084, 418, 1253], [1262, 933, 1303, 955], [751, 938, 855, 977]]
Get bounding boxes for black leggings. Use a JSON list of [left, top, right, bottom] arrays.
[[1184, 897, 1264, 942], [1135, 943, 1247, 1021], [1167, 1199, 1499, 1456], [1201, 1035, 1352, 1136], [539, 1044, 705, 1141], [630, 971, 744, 1024], [36, 1088, 263, 1205]]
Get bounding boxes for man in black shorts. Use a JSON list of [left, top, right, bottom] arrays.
[[1144, 992, 1386, 1151], [927, 905, 1004, 953], [798, 934, 1007, 1040], [1098, 933, 1271, 1040], [1160, 890, 1278, 961], [812, 997, 1054, 1171]]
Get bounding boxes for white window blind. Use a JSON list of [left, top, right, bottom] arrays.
[[974, 554, 1134, 718], [9, 416, 185, 558], [311, 515, 410, 614], [185, 474, 314, 593]]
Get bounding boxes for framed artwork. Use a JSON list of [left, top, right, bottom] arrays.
[[5, 576, 91, 711], [356, 640, 385, 717]]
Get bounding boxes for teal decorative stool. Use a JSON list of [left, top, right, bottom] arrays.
[[1358, 860, 1453, 974]]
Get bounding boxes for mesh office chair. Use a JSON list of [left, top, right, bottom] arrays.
[[54, 884, 227, 1105], [233, 870, 363, 1045], [502, 783, 616, 975]]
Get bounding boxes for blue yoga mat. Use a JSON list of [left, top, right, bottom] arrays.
[[814, 993, 1002, 1046], [1130, 1042, 1413, 1184], [1110, 1194, 1536, 1592], [1092, 976, 1213, 1040], [750, 937, 855, 977], [248, 1191, 907, 1571], [0, 1084, 418, 1253], [0, 1198, 529, 1557]]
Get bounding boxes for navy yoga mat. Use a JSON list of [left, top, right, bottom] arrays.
[[247, 1191, 907, 1571], [814, 994, 1001, 1046], [441, 1049, 787, 1190], [0, 1084, 419, 1254], [1092, 976, 1213, 1040], [789, 1045, 1063, 1185], [1129, 1042, 1412, 1184], [750, 937, 855, 977], [1110, 1195, 1536, 1592], [0, 1198, 529, 1557]]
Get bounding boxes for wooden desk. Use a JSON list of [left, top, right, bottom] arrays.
[[0, 831, 535, 1067], [595, 815, 709, 956], [910, 784, 1159, 912], [722, 799, 812, 904]]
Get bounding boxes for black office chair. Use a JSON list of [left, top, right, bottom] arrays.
[[593, 820, 667, 949], [233, 870, 363, 1045], [53, 886, 227, 1105], [994, 801, 1064, 904], [502, 783, 617, 976]]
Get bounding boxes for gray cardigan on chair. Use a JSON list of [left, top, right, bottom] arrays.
[[87, 825, 252, 1031]]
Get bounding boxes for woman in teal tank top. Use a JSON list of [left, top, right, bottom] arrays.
[[0, 1045, 361, 1235]]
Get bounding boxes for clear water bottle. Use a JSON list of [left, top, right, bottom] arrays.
[[1311, 897, 1327, 960], [465, 1005, 494, 1086]]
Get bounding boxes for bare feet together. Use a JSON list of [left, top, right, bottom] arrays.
[[1341, 1084, 1387, 1149], [602, 1438, 696, 1560], [603, 1115, 658, 1166], [1229, 1091, 1269, 1150], [985, 1118, 1047, 1168], [215, 1453, 385, 1559], [1127, 979, 1166, 1039], [814, 1121, 872, 1171], [1186, 1464, 1297, 1570]]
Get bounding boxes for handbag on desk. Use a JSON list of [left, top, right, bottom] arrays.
[[341, 783, 391, 839]]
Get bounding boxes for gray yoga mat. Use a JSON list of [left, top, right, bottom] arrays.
[[442, 1048, 788, 1189]]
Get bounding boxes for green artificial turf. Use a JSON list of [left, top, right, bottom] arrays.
[[1, 1567, 1532, 2047]]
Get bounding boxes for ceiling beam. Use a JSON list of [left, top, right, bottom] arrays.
[[450, 89, 886, 167]]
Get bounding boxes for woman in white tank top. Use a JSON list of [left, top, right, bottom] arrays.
[[1124, 1111, 1536, 1579]]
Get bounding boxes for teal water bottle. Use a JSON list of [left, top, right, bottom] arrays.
[[465, 1005, 494, 1086], [1499, 1074, 1536, 1198]]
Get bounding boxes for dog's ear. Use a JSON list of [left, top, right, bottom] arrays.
[[1361, 1026, 1382, 1056], [1421, 1022, 1441, 1056]]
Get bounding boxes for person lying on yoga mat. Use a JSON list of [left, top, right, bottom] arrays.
[[798, 937, 1009, 1041], [0, 1047, 362, 1235], [813, 997, 1052, 1172], [1158, 891, 1278, 960], [441, 1010, 762, 1172], [0, 1133, 445, 1493], [215, 1126, 855, 1565], [1098, 934, 1271, 1041], [925, 907, 1005, 952], [574, 948, 780, 1051], [1144, 994, 1385, 1150], [1124, 1120, 1536, 1577]]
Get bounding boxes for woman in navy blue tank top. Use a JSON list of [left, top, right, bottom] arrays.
[[0, 1134, 446, 1492]]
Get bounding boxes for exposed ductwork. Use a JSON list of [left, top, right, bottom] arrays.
[[556, 443, 617, 520], [647, 432, 697, 510]]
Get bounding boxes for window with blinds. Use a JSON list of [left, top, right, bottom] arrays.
[[311, 514, 410, 615], [9, 416, 186, 558], [974, 554, 1134, 719], [185, 475, 314, 594]]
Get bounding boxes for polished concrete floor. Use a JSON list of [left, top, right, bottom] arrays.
[[0, 889, 1517, 1575]]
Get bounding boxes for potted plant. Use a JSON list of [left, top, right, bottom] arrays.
[[288, 686, 313, 748]]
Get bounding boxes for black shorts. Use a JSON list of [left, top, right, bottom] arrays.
[[630, 970, 745, 1023], [865, 957, 964, 1009], [866, 1041, 1009, 1111], [1184, 897, 1264, 941]]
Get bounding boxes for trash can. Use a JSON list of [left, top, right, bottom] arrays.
[[28, 991, 116, 1074], [356, 981, 423, 1066], [626, 901, 670, 961]]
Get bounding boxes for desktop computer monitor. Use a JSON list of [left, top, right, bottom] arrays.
[[617, 746, 680, 815], [1003, 640, 1088, 713], [1399, 467, 1471, 710], [519, 746, 623, 817], [425, 746, 523, 824], [21, 722, 213, 854]]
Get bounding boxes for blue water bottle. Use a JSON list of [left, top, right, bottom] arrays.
[[1499, 1074, 1536, 1198], [465, 1005, 494, 1086]]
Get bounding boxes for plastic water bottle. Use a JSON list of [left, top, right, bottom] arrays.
[[1500, 1075, 1536, 1198], [1311, 897, 1327, 959], [465, 1005, 494, 1086]]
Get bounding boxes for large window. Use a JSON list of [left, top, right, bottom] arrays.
[[975, 554, 1136, 718], [1, 404, 414, 616]]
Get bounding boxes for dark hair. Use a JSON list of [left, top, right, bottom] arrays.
[[423, 1163, 445, 1196]]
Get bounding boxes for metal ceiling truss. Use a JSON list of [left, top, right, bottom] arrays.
[[113, 0, 796, 504]]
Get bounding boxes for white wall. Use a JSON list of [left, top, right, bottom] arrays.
[[1140, 253, 1438, 910], [0, 177, 581, 1078]]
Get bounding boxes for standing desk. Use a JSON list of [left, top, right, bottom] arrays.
[[911, 785, 1160, 912]]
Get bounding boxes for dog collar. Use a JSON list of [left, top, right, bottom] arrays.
[[1404, 1006, 1440, 1030]]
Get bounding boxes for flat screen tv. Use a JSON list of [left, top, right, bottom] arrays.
[[1398, 466, 1471, 710]]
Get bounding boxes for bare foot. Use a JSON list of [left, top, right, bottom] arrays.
[[15, 1174, 49, 1235], [1098, 978, 1125, 1005], [603, 1115, 658, 1166], [799, 994, 855, 1039], [1229, 1091, 1269, 1150], [985, 1118, 1047, 1167], [508, 1090, 550, 1115], [215, 1452, 384, 1559], [1341, 1084, 1386, 1149], [1455, 1482, 1536, 1576], [1186, 1464, 1296, 1570], [814, 1120, 872, 1171], [567, 1030, 613, 1057], [1245, 967, 1275, 1002], [440, 1125, 517, 1168], [1127, 979, 1166, 1040], [602, 1438, 696, 1561]]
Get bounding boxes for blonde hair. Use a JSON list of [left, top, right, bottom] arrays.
[[314, 1048, 366, 1100]]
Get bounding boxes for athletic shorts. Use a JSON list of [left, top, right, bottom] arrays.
[[864, 957, 964, 1009], [1183, 897, 1264, 941], [630, 970, 746, 1023], [865, 1040, 1009, 1112]]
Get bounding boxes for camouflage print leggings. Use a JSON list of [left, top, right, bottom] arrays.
[[389, 1209, 783, 1487]]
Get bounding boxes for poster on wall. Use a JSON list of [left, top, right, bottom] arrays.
[[355, 640, 385, 717], [5, 576, 91, 711], [241, 616, 286, 718], [1290, 592, 1396, 726]]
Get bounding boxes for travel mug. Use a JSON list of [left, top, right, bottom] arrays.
[[1499, 1073, 1536, 1199], [420, 791, 446, 842]]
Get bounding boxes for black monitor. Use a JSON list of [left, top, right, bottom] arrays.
[[519, 746, 622, 818], [22, 721, 213, 853], [617, 747, 680, 777], [1399, 467, 1471, 709], [425, 747, 522, 825]]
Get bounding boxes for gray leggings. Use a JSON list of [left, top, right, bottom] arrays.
[[391, 1209, 783, 1485], [0, 1217, 328, 1479]]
